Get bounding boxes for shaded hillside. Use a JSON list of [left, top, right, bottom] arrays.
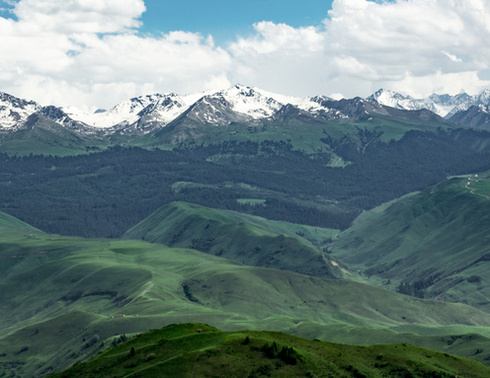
[[450, 105, 490, 131], [330, 171, 490, 311], [122, 201, 342, 279], [51, 323, 490, 378]]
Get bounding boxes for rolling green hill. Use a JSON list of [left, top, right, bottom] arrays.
[[51, 323, 490, 378], [330, 171, 490, 311], [122, 201, 343, 279], [2, 211, 490, 376]]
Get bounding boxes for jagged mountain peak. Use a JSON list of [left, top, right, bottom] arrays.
[[368, 89, 423, 112], [4, 85, 490, 137], [0, 91, 41, 130], [208, 84, 283, 119], [370, 88, 490, 118], [370, 88, 410, 100], [65, 91, 204, 130]]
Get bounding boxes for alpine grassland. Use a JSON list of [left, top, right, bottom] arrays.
[[2, 210, 490, 376], [122, 201, 342, 279], [330, 171, 490, 311]]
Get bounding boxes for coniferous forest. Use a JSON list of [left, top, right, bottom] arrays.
[[1, 127, 490, 238]]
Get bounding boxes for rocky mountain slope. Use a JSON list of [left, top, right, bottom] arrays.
[[0, 85, 456, 138]]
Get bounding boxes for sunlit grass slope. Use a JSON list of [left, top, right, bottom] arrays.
[[331, 171, 490, 311], [123, 201, 342, 279], [51, 323, 490, 378], [2, 210, 490, 376]]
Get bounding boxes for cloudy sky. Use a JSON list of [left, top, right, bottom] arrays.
[[1, 0, 490, 110]]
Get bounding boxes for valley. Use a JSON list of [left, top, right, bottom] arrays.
[[1, 86, 490, 376]]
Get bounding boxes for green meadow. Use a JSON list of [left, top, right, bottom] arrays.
[[2, 208, 490, 376]]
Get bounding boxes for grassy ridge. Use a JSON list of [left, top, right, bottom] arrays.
[[331, 171, 490, 311], [0, 211, 43, 235], [50, 323, 490, 378], [123, 201, 342, 279], [3, 216, 490, 376]]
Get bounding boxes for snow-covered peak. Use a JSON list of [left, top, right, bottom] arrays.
[[245, 87, 338, 115], [368, 89, 422, 112], [210, 85, 283, 119], [66, 92, 205, 129], [369, 89, 490, 117], [476, 89, 490, 105], [0, 92, 41, 129]]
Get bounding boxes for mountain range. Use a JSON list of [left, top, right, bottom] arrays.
[[2, 84, 490, 138], [3, 83, 490, 376], [369, 88, 490, 129]]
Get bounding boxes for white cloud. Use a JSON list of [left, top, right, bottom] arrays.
[[13, 0, 146, 34], [0, 0, 231, 109], [2, 0, 490, 108], [228, 22, 329, 96], [229, 0, 490, 98], [442, 51, 463, 64]]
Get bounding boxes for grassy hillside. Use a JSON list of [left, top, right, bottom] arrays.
[[122, 201, 342, 279], [330, 171, 490, 311], [2, 212, 490, 376], [0, 210, 43, 235], [148, 110, 455, 153], [51, 323, 490, 378], [0, 114, 105, 156]]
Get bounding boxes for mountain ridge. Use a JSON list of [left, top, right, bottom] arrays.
[[0, 85, 466, 137], [369, 88, 490, 129]]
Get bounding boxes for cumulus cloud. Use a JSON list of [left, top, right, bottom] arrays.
[[0, 0, 231, 109], [228, 22, 329, 96], [324, 0, 490, 95], [229, 0, 490, 98], [2, 0, 490, 108], [13, 0, 146, 34]]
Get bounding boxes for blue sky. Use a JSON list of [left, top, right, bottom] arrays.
[[139, 0, 332, 44], [0, 0, 489, 109]]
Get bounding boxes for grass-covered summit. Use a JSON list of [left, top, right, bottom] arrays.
[[50, 323, 490, 378]]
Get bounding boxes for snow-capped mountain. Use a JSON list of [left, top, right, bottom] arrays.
[[216, 85, 283, 119], [2, 84, 490, 137], [65, 92, 205, 132], [39, 106, 99, 134], [0, 92, 41, 130], [170, 85, 285, 127], [369, 89, 490, 118]]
